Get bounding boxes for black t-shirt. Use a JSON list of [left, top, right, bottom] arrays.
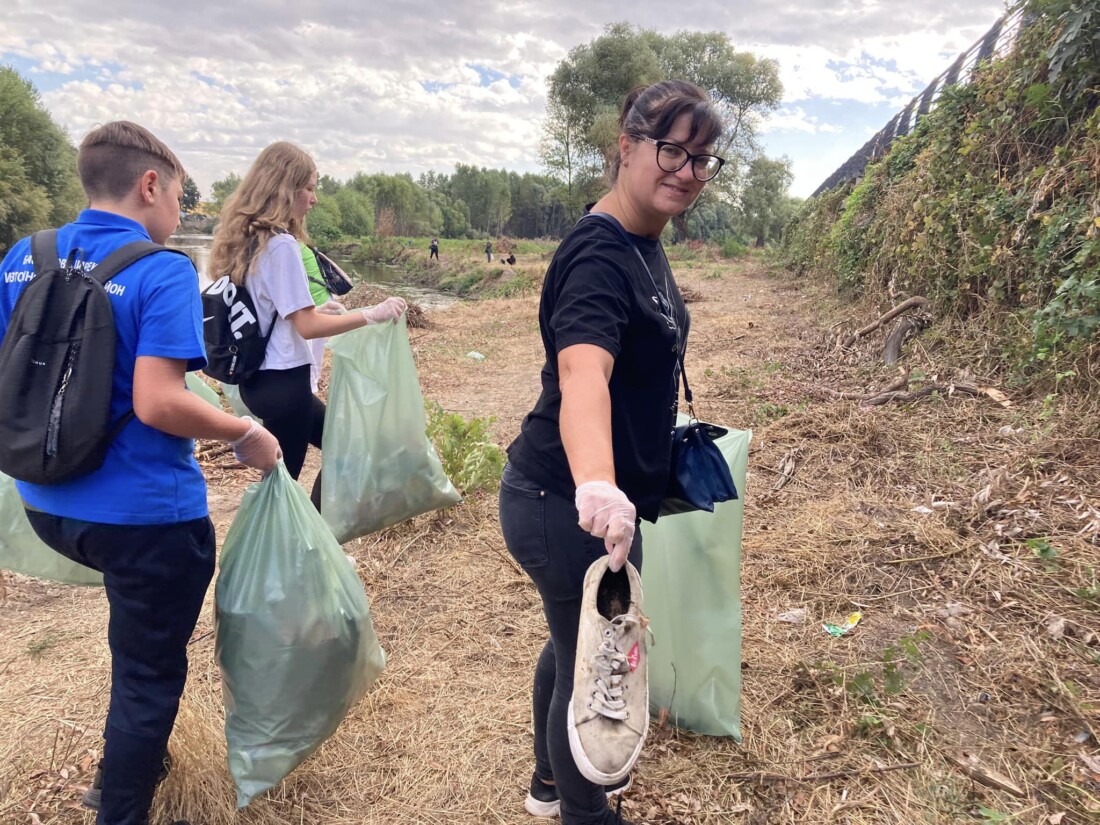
[[506, 214, 689, 522]]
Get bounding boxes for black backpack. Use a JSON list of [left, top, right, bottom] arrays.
[[306, 245, 354, 297], [0, 229, 188, 484], [201, 275, 275, 384]]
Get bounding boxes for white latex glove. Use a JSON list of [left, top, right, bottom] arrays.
[[317, 299, 346, 315], [360, 296, 407, 325], [575, 480, 636, 572], [229, 417, 281, 474]]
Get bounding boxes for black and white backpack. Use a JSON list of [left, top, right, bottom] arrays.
[[200, 275, 275, 384]]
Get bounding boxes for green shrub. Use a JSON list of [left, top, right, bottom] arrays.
[[720, 237, 749, 258], [425, 401, 504, 494]]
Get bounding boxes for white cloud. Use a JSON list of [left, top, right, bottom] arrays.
[[0, 0, 1006, 198]]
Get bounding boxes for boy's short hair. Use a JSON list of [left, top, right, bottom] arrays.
[[77, 121, 186, 201]]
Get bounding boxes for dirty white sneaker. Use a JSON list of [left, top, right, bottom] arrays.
[[567, 556, 648, 785]]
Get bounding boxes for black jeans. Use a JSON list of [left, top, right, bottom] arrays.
[[25, 511, 215, 825], [240, 364, 325, 508], [498, 463, 642, 825]]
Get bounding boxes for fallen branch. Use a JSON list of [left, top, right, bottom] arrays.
[[841, 296, 930, 349], [884, 316, 923, 364], [195, 441, 233, 461], [862, 386, 939, 407], [729, 761, 921, 785], [806, 762, 921, 782], [816, 369, 910, 402], [948, 754, 1026, 797]]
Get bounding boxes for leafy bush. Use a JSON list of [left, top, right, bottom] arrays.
[[425, 401, 504, 494], [720, 236, 749, 258]]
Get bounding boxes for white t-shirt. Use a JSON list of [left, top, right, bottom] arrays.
[[246, 234, 322, 389]]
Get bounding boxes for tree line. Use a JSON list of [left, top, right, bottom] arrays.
[[2, 24, 801, 255]]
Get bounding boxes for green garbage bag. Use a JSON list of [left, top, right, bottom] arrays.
[[639, 420, 751, 739], [0, 472, 103, 585], [219, 381, 258, 420], [185, 371, 221, 408], [215, 462, 386, 808], [321, 317, 460, 543]]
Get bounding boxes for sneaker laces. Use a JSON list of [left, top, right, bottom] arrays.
[[589, 613, 640, 720]]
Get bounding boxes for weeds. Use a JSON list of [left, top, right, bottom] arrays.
[[425, 401, 504, 494]]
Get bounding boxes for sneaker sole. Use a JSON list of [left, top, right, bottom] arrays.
[[523, 775, 633, 818]]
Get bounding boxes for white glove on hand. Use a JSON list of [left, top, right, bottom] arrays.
[[317, 299, 346, 315], [229, 417, 281, 474], [575, 480, 636, 572], [360, 296, 407, 325]]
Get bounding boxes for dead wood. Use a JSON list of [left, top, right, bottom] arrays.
[[948, 754, 1026, 797], [841, 296, 929, 349], [884, 316, 920, 364], [861, 387, 939, 407], [816, 369, 911, 402]]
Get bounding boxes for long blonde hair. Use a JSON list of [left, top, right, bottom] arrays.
[[209, 141, 316, 285]]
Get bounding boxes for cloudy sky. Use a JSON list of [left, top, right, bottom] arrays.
[[1, 1, 1007, 199]]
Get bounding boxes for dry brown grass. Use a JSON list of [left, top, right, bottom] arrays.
[[1, 254, 1097, 824]]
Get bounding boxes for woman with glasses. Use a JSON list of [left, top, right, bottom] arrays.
[[208, 142, 407, 508], [499, 80, 724, 825]]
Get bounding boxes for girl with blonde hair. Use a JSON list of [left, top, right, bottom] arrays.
[[209, 141, 406, 507]]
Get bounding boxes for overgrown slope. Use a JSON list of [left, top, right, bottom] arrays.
[[781, 0, 1099, 388]]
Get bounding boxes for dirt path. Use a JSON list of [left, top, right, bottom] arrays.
[[1, 256, 1096, 824]]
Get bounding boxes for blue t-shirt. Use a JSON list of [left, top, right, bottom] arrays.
[[0, 210, 209, 525]]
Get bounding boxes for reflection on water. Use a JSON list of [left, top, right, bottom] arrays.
[[167, 233, 455, 310]]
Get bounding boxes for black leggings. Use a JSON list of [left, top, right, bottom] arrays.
[[240, 364, 325, 508]]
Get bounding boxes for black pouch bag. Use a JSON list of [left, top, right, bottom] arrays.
[[307, 246, 354, 296], [659, 403, 738, 517]]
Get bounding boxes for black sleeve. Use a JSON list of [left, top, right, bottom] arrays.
[[549, 243, 633, 359]]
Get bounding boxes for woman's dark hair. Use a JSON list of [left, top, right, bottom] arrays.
[[610, 80, 724, 182]]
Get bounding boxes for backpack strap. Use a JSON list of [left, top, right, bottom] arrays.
[[90, 242, 191, 284], [30, 229, 60, 275]]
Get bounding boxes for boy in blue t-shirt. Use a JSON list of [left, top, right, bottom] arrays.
[[0, 121, 280, 825]]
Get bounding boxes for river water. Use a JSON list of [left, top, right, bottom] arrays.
[[167, 233, 455, 310]]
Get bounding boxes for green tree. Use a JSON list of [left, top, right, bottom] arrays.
[[541, 24, 782, 237], [181, 176, 201, 212], [740, 156, 794, 247], [0, 67, 84, 252], [306, 195, 343, 246], [318, 174, 343, 196], [210, 172, 241, 213], [333, 187, 374, 238]]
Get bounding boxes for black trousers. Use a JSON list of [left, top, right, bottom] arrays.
[[26, 511, 215, 825], [240, 364, 325, 508], [498, 463, 642, 825]]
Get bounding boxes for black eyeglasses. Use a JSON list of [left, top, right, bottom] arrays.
[[633, 136, 725, 182]]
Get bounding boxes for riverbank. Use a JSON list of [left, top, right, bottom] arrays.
[[341, 235, 557, 299]]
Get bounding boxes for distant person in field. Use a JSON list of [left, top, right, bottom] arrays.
[[0, 120, 281, 825], [429, 237, 439, 260], [506, 253, 516, 266], [499, 80, 726, 825], [208, 141, 407, 509], [485, 239, 493, 262]]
